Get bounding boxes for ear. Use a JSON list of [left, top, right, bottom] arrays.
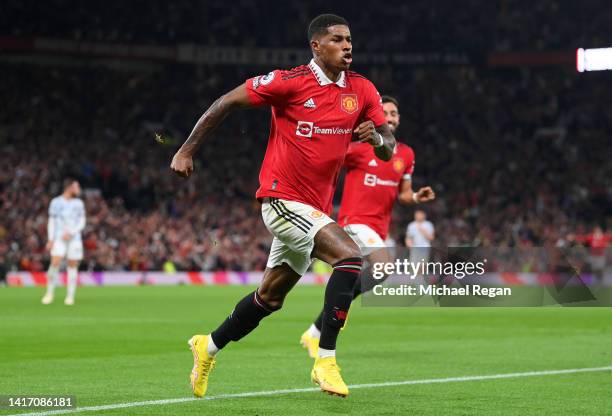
[[310, 39, 320, 55]]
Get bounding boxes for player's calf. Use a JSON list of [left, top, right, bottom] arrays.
[[209, 289, 281, 352], [310, 257, 362, 397], [319, 257, 363, 354]]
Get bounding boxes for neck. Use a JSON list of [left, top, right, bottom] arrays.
[[63, 191, 73, 199], [313, 57, 341, 82]]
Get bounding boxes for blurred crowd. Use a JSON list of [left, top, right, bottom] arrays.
[[388, 67, 610, 251], [0, 1, 610, 272], [0, 65, 274, 271], [1, 61, 609, 272], [3, 0, 612, 51]]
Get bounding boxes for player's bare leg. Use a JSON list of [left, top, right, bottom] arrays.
[[42, 255, 62, 305], [189, 263, 300, 397], [64, 259, 79, 305], [309, 223, 362, 397]]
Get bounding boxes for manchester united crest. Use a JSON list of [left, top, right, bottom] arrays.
[[340, 94, 358, 114], [392, 158, 405, 173]]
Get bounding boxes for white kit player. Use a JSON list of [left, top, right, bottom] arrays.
[[41, 178, 86, 306], [405, 209, 435, 264]]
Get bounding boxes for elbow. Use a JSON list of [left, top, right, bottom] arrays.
[[381, 144, 394, 161], [376, 147, 393, 162], [374, 133, 395, 161], [381, 139, 397, 161]]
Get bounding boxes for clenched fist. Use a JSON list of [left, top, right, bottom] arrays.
[[415, 186, 436, 203], [354, 121, 381, 146], [171, 151, 194, 178]]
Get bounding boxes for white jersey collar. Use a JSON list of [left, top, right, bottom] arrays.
[[308, 59, 346, 88]]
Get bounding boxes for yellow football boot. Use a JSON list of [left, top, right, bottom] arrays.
[[188, 335, 216, 397], [311, 356, 349, 397], [300, 330, 320, 359]]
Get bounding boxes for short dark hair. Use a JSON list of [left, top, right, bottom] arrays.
[[63, 177, 77, 189], [381, 95, 399, 109], [307, 14, 349, 41]]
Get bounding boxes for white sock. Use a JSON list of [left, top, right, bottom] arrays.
[[66, 267, 78, 299], [308, 324, 321, 339], [207, 335, 219, 356], [46, 266, 59, 295], [318, 347, 336, 358]]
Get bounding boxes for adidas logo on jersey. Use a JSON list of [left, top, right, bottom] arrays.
[[368, 159, 378, 167], [303, 98, 316, 108]]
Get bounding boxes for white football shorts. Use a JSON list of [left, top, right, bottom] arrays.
[[51, 239, 84, 261], [343, 224, 386, 256], [261, 197, 334, 275]]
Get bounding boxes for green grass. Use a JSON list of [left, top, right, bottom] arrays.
[[1, 286, 611, 415]]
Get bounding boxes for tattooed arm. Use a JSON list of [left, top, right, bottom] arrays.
[[171, 84, 252, 178], [353, 121, 396, 161]]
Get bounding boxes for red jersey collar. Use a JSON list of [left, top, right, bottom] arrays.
[[308, 59, 346, 88]]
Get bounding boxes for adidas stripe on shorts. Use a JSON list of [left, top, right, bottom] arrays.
[[261, 197, 334, 275]]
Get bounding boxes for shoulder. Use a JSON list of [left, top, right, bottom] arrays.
[[346, 71, 377, 91], [50, 196, 60, 205], [250, 66, 310, 93], [397, 142, 415, 159], [346, 70, 369, 82], [279, 65, 311, 81]]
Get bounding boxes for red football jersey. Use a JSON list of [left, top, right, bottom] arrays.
[[245, 59, 386, 214], [575, 233, 612, 256], [337, 141, 415, 240]]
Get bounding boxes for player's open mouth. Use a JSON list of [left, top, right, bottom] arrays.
[[342, 56, 352, 65]]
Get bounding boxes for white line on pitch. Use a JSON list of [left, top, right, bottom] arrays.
[[7, 365, 612, 416]]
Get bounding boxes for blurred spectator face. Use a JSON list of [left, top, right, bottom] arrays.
[[383, 101, 400, 133], [67, 181, 81, 197], [415, 210, 426, 222], [593, 226, 603, 236], [311, 25, 352, 72]]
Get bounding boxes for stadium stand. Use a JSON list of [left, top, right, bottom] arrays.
[[1, 1, 610, 272]]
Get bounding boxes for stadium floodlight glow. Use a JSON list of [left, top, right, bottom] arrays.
[[576, 47, 612, 72]]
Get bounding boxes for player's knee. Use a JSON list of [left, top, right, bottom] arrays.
[[333, 254, 363, 272], [256, 288, 285, 311], [263, 298, 284, 310], [337, 241, 361, 263]]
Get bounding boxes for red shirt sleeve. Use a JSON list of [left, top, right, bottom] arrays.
[[359, 80, 386, 127], [343, 142, 361, 169], [404, 146, 415, 178], [245, 70, 292, 107]]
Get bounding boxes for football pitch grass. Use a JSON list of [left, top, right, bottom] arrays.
[[1, 286, 611, 415]]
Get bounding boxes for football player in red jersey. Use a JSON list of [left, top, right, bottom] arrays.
[[300, 95, 436, 358], [171, 14, 396, 397]]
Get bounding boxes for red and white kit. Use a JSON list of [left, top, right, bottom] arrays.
[[245, 59, 386, 274], [338, 141, 414, 253]]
